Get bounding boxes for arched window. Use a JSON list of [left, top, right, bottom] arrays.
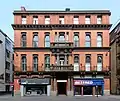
[[45, 35, 50, 47], [33, 34, 38, 47], [74, 55, 79, 64], [85, 33, 91, 47], [74, 34, 79, 47], [97, 55, 103, 71], [21, 32, 26, 47], [97, 34, 102, 47], [21, 55, 27, 72], [85, 55, 91, 71]]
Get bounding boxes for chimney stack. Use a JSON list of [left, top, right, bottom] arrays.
[[21, 6, 26, 11]]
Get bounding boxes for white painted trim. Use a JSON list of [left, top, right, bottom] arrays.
[[57, 80, 67, 82]]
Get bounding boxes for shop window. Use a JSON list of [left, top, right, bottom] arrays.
[[83, 86, 93, 95], [85, 33, 91, 47], [33, 55, 38, 72], [74, 33, 79, 47], [21, 55, 27, 72], [45, 55, 50, 70], [45, 34, 50, 47], [85, 55, 91, 71], [74, 86, 81, 95], [33, 33, 38, 47], [21, 32, 26, 47], [97, 55, 103, 71]]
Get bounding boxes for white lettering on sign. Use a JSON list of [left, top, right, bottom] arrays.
[[74, 80, 93, 85]]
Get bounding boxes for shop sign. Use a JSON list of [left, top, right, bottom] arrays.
[[21, 78, 50, 85], [74, 80, 93, 85]]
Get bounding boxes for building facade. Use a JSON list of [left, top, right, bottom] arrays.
[[110, 22, 120, 95], [12, 7, 111, 96], [0, 30, 14, 92]]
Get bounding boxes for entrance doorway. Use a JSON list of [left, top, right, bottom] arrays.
[[57, 82, 66, 95], [83, 86, 93, 95]]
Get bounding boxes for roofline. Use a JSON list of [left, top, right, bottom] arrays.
[[13, 10, 111, 15], [110, 22, 120, 35], [0, 29, 14, 44]]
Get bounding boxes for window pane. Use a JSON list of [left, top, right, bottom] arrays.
[[45, 35, 50, 47], [74, 35, 79, 41], [85, 63, 90, 71], [85, 42, 90, 47], [21, 56, 27, 71], [97, 63, 102, 71], [59, 35, 65, 41]]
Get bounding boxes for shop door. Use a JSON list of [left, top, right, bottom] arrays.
[[83, 86, 93, 95], [57, 82, 66, 95]]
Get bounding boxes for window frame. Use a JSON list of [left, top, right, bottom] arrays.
[[85, 16, 91, 24], [74, 32, 79, 47], [59, 16, 64, 24], [73, 16, 79, 24], [21, 32, 27, 47], [97, 33, 102, 47], [33, 16, 38, 24], [21, 54, 27, 72], [33, 54, 38, 72], [45, 16, 50, 24], [21, 16, 27, 24], [45, 33, 50, 47], [33, 32, 39, 47], [97, 15, 102, 24], [85, 33, 91, 47], [45, 54, 50, 69]]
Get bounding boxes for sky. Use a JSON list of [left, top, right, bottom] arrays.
[[0, 0, 120, 41]]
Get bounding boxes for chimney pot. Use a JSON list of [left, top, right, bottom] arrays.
[[21, 6, 26, 11]]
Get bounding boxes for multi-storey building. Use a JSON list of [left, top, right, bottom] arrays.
[[0, 29, 13, 93], [110, 22, 120, 95], [12, 7, 111, 96]]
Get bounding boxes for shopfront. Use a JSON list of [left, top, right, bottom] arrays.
[[74, 79, 104, 96], [20, 78, 51, 96]]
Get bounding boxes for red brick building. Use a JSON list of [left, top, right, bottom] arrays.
[[12, 7, 111, 96]]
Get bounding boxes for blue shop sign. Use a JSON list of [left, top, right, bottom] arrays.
[[74, 79, 104, 86]]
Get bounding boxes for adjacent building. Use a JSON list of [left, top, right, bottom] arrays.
[[110, 22, 120, 95], [0, 29, 14, 92], [12, 7, 111, 96]]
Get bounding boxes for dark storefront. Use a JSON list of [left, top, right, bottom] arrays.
[[74, 79, 104, 96], [20, 78, 51, 96]]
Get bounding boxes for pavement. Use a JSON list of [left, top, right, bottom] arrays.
[[0, 95, 120, 101]]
